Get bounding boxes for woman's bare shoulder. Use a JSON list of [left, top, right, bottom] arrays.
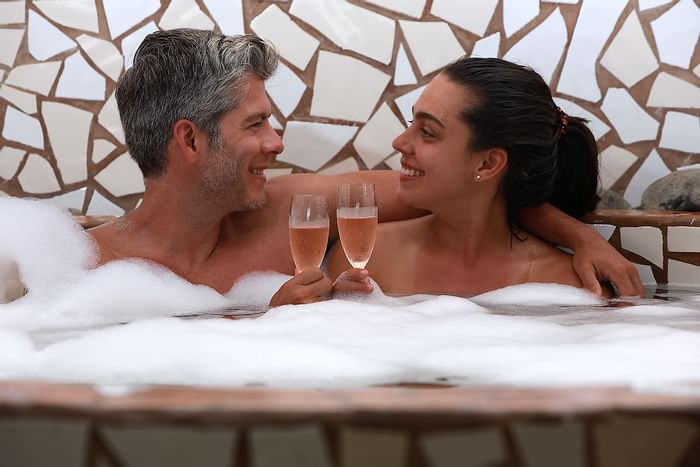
[[524, 235, 583, 288]]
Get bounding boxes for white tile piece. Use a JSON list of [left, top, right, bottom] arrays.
[[86, 190, 124, 216], [600, 88, 659, 144], [34, 0, 99, 33], [695, 63, 700, 77], [601, 11, 659, 88], [92, 139, 116, 164], [0, 28, 24, 66], [659, 112, 700, 153], [55, 52, 106, 101], [503, 0, 539, 38], [620, 227, 663, 268], [250, 4, 319, 72], [557, 0, 626, 102], [264, 167, 293, 179], [678, 163, 700, 171], [27, 10, 77, 61], [77, 34, 124, 82], [5, 61, 61, 95], [365, 0, 425, 18], [266, 62, 306, 118], [0, 85, 37, 115], [310, 52, 390, 123], [634, 263, 657, 287], [0, 2, 25, 25], [94, 152, 145, 196], [269, 114, 283, 131], [159, 0, 214, 31], [43, 102, 92, 184], [98, 92, 125, 144], [277, 121, 358, 171], [598, 145, 638, 191], [202, 0, 244, 35], [651, 0, 700, 69], [353, 103, 405, 169], [383, 152, 401, 170], [431, 0, 498, 37], [647, 72, 700, 109], [639, 0, 673, 10], [623, 150, 671, 208], [667, 260, 700, 287], [2, 107, 44, 149], [668, 227, 700, 253], [470, 32, 500, 58], [103, 0, 159, 39], [121, 21, 159, 70], [318, 157, 360, 174], [18, 154, 60, 193], [48, 188, 87, 213], [553, 98, 610, 141], [0, 146, 25, 179], [290, 0, 395, 65], [393, 44, 417, 86], [395, 85, 427, 125], [592, 224, 616, 241], [400, 21, 464, 77], [503, 7, 566, 84]]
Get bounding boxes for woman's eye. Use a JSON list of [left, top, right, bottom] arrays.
[[420, 127, 434, 138]]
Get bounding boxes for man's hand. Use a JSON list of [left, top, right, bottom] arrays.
[[269, 268, 333, 307], [333, 268, 374, 296], [572, 229, 644, 297]]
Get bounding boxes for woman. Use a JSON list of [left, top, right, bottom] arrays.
[[327, 57, 610, 296]]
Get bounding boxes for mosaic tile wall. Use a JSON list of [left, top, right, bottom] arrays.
[[0, 0, 698, 217]]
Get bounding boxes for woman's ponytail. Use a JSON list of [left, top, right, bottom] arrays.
[[549, 115, 600, 218]]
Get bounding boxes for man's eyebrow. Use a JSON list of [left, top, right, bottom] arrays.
[[412, 107, 446, 128]]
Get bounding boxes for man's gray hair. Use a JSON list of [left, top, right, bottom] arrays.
[[115, 29, 278, 177]]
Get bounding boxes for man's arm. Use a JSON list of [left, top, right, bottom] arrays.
[[520, 204, 644, 297], [267, 170, 426, 240]]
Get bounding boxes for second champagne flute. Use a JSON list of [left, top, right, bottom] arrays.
[[337, 183, 378, 269], [288, 194, 329, 273]]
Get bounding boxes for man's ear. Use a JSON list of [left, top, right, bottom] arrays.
[[172, 119, 205, 165], [475, 147, 507, 181]]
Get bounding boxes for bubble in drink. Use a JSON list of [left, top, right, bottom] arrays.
[[337, 206, 378, 269], [289, 221, 329, 271]]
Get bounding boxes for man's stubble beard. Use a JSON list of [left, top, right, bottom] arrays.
[[201, 142, 266, 213]]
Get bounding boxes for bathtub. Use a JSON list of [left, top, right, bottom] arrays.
[[0, 209, 699, 467]]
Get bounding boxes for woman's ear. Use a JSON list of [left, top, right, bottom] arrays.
[[475, 148, 507, 181]]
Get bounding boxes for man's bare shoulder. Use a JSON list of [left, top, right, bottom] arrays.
[[86, 220, 124, 265]]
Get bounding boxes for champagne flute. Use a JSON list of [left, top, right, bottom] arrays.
[[289, 194, 330, 273], [336, 183, 378, 269]]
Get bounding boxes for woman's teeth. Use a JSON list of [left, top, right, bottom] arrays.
[[251, 169, 264, 175], [401, 166, 425, 177]]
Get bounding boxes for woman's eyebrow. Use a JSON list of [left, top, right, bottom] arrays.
[[413, 109, 446, 128]]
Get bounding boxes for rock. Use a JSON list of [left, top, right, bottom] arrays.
[[641, 169, 700, 211], [597, 189, 631, 209]]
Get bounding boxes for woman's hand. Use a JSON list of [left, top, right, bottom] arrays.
[[333, 268, 374, 296]]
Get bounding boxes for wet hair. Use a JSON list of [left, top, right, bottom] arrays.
[[442, 57, 600, 225], [115, 29, 278, 177]]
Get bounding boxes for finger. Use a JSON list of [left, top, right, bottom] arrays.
[[335, 278, 373, 294], [294, 268, 325, 285], [339, 268, 369, 281], [579, 266, 602, 297], [611, 266, 642, 297], [303, 277, 333, 301]]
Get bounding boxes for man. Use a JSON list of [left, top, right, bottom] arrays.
[[89, 29, 643, 306]]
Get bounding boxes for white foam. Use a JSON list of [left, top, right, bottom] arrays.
[[0, 197, 699, 390]]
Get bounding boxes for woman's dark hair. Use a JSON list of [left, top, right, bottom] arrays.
[[442, 57, 600, 226]]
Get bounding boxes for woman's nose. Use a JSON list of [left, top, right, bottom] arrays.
[[392, 128, 410, 154]]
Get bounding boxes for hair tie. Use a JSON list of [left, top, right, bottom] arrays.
[[557, 106, 569, 138]]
